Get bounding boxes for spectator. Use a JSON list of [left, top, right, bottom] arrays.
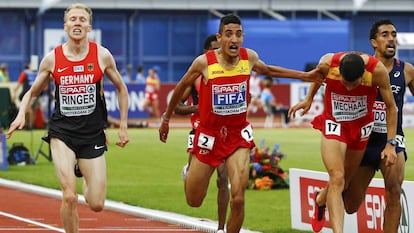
[[261, 76, 289, 128], [0, 63, 9, 82], [143, 66, 161, 121], [135, 65, 146, 84], [13, 63, 45, 129], [247, 71, 262, 116]]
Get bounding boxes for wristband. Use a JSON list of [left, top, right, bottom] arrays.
[[161, 113, 170, 121]]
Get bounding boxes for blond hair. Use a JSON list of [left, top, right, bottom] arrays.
[[64, 3, 93, 24]]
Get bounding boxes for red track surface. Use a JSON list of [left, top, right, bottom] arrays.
[[0, 186, 205, 233]]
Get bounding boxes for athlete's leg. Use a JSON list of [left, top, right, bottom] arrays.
[[50, 138, 79, 233], [380, 151, 405, 233], [79, 155, 107, 212], [320, 136, 346, 233], [184, 155, 215, 207], [342, 166, 375, 214], [225, 147, 250, 233], [216, 163, 229, 231]]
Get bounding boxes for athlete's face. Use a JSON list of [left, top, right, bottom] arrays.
[[217, 23, 244, 58], [64, 8, 92, 40], [371, 24, 397, 59]]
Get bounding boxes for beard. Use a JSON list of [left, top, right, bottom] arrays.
[[383, 50, 395, 59]]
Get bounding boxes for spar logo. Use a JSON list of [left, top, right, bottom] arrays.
[[357, 186, 410, 233], [298, 177, 330, 228]]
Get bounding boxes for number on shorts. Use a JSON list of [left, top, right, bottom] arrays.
[[325, 120, 340, 136], [197, 132, 215, 150], [241, 124, 254, 142], [188, 134, 194, 149], [360, 122, 374, 139]]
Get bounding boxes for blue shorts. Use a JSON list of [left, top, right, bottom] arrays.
[[360, 134, 407, 170]]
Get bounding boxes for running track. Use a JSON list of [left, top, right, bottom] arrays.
[[0, 179, 260, 233]]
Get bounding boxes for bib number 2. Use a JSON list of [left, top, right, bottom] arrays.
[[241, 124, 254, 142]]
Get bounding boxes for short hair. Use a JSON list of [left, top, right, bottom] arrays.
[[64, 3, 93, 25], [369, 19, 395, 40], [339, 53, 365, 82], [203, 34, 217, 51], [263, 76, 273, 88], [218, 14, 242, 33]]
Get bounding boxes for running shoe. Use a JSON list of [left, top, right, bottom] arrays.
[[311, 190, 326, 232], [216, 230, 225, 233], [74, 163, 83, 178], [181, 163, 189, 180]]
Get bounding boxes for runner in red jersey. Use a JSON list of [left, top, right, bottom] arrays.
[[174, 34, 229, 233], [289, 52, 397, 233], [159, 14, 323, 233], [7, 3, 129, 233]]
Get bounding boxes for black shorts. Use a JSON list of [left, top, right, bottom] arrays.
[[360, 143, 406, 170], [43, 130, 107, 159]]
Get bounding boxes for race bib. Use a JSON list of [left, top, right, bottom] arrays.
[[324, 119, 341, 136], [241, 124, 254, 142], [331, 93, 367, 122], [372, 101, 387, 133], [197, 132, 215, 150], [187, 134, 195, 149], [59, 84, 97, 117], [212, 82, 247, 115]]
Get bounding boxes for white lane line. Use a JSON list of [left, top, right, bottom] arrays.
[[0, 211, 64, 232]]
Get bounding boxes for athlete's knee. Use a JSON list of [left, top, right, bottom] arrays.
[[328, 171, 345, 189], [230, 195, 245, 211], [385, 182, 402, 204], [186, 196, 204, 207], [185, 190, 205, 207], [62, 191, 78, 207], [216, 175, 229, 190], [88, 199, 105, 212], [344, 200, 359, 214]]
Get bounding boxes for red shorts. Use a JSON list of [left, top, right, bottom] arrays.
[[191, 123, 255, 167], [312, 115, 373, 150], [145, 92, 159, 102]]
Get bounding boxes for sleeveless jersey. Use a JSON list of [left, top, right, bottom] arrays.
[[49, 41, 106, 137], [370, 58, 406, 143], [372, 59, 405, 135], [323, 52, 378, 125], [198, 48, 251, 129]]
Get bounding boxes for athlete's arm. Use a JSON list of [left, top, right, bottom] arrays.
[[249, 48, 323, 84], [288, 54, 330, 118], [174, 85, 198, 115], [405, 62, 414, 96], [374, 61, 397, 166], [159, 55, 205, 142], [7, 51, 54, 138], [99, 46, 129, 147]]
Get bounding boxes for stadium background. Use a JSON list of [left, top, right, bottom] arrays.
[[1, 0, 414, 123], [1, 0, 414, 83]]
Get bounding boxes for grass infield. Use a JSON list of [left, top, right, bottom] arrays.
[[1, 127, 413, 233]]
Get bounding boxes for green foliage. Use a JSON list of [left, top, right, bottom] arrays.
[[2, 128, 414, 233]]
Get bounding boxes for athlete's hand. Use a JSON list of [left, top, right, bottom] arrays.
[[288, 99, 312, 120], [6, 115, 26, 139], [159, 121, 169, 143], [116, 127, 129, 148], [381, 144, 397, 167]]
